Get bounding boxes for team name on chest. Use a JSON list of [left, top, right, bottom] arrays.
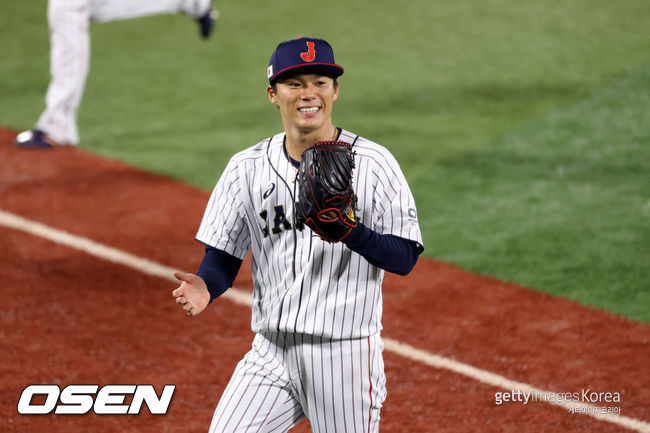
[[258, 205, 305, 237]]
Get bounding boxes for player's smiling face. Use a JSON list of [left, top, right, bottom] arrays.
[[268, 73, 339, 136]]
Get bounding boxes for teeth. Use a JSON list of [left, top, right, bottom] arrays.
[[299, 107, 320, 113]]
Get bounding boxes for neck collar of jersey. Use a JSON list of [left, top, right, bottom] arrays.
[[282, 128, 342, 169]]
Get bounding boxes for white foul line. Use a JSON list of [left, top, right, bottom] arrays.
[[1, 209, 648, 433], [0, 210, 251, 307]]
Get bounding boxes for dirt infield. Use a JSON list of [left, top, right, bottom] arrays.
[[1, 127, 648, 432]]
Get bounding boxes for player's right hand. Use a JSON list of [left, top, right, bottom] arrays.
[[172, 271, 210, 317]]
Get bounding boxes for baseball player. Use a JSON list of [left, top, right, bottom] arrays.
[[172, 37, 423, 432], [14, 0, 219, 148]]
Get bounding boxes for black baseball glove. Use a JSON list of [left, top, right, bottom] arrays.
[[295, 140, 357, 243]]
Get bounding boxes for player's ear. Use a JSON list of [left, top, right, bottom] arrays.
[[267, 85, 279, 107]]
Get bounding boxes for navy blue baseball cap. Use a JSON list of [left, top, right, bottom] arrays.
[[267, 37, 344, 84]]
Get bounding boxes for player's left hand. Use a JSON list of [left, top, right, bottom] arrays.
[[172, 271, 210, 317]]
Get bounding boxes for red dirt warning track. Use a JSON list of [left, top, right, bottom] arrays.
[[0, 128, 648, 433]]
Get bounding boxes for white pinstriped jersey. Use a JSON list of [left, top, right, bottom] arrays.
[[196, 129, 423, 339]]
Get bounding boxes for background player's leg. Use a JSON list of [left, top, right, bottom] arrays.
[[89, 0, 211, 22], [35, 0, 90, 145], [293, 334, 387, 433], [209, 333, 305, 433]]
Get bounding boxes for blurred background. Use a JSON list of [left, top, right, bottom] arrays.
[[1, 0, 648, 322]]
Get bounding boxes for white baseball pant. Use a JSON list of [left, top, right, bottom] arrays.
[[36, 0, 210, 145], [209, 332, 386, 433]]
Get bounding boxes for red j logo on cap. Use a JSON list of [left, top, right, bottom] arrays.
[[300, 41, 316, 62]]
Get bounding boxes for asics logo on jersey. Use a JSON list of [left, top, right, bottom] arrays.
[[263, 183, 276, 199], [300, 42, 316, 62]]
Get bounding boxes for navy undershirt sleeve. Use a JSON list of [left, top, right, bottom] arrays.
[[342, 223, 423, 276], [197, 246, 243, 304], [197, 224, 419, 302]]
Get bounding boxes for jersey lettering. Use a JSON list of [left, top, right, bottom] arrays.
[[272, 205, 292, 234], [260, 206, 300, 237], [259, 210, 270, 237]]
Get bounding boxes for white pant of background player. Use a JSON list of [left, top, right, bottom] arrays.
[[38, 0, 210, 145]]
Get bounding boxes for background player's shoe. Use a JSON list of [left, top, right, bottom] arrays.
[[14, 129, 59, 148], [197, 4, 219, 39]]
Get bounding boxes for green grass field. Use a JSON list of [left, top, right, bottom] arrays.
[[1, 0, 648, 322]]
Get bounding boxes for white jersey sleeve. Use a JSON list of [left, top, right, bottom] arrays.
[[352, 137, 423, 249], [196, 158, 251, 260]]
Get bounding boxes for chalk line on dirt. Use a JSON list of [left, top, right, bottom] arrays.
[[1, 209, 647, 433]]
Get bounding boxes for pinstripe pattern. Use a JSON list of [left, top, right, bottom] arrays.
[[209, 333, 385, 433], [197, 129, 420, 431], [196, 130, 422, 339], [35, 0, 211, 145]]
